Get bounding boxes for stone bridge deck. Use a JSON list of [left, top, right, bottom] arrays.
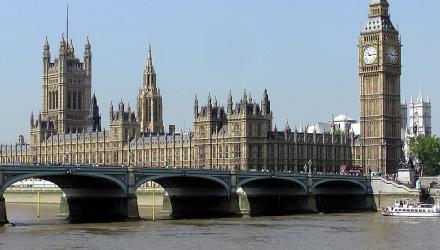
[[0, 164, 376, 224]]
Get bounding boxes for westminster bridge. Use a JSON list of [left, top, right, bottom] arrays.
[[0, 165, 376, 224]]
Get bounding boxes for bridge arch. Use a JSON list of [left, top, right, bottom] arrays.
[[0, 169, 134, 224], [134, 174, 236, 218], [312, 178, 373, 212], [135, 174, 230, 194], [236, 176, 309, 216], [237, 176, 307, 194], [2, 172, 127, 195], [312, 179, 366, 194]]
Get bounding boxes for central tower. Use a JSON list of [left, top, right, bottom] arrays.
[[137, 45, 164, 134], [359, 0, 402, 174]]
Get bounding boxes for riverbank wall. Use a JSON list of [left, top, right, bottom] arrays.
[[370, 177, 420, 208], [4, 189, 166, 206]]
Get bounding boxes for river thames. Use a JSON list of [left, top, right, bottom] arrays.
[[0, 203, 439, 250]]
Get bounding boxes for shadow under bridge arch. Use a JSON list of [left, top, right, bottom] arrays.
[[135, 174, 240, 218], [1, 171, 135, 224], [237, 176, 312, 216], [312, 179, 376, 212]]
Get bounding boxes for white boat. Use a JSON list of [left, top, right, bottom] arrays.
[[382, 199, 440, 217]]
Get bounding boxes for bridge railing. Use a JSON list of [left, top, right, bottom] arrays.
[[0, 164, 367, 179]]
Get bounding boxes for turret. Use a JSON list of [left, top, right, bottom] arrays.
[[242, 90, 248, 105], [109, 101, 114, 121], [194, 94, 199, 118], [87, 94, 101, 132], [84, 36, 92, 76], [284, 121, 291, 141], [43, 37, 50, 67], [69, 39, 75, 55], [262, 89, 270, 116], [127, 104, 132, 122], [207, 94, 212, 116], [38, 112, 42, 126], [59, 33, 67, 57], [30, 112, 34, 128], [227, 91, 233, 115], [118, 100, 125, 119]]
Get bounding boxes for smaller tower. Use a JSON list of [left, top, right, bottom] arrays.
[[84, 36, 92, 76], [261, 89, 270, 116], [408, 90, 432, 137], [193, 94, 199, 118], [43, 37, 50, 69], [136, 45, 164, 134], [109, 99, 140, 142], [227, 91, 233, 115], [87, 94, 101, 132]]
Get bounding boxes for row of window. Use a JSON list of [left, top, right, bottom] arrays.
[[48, 91, 58, 110], [67, 79, 83, 84], [395, 208, 432, 213], [198, 123, 265, 137], [67, 91, 83, 110]]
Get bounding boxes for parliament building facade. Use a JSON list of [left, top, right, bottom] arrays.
[[0, 0, 402, 174]]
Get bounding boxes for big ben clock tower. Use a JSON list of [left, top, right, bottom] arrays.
[[359, 0, 402, 174]]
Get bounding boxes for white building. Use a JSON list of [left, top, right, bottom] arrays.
[[402, 90, 432, 160], [307, 114, 359, 135], [408, 92, 431, 137]]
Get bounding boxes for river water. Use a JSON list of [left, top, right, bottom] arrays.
[[1, 203, 439, 250]]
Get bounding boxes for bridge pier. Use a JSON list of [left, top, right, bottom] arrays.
[[169, 194, 241, 218], [0, 195, 8, 225], [67, 195, 139, 222]]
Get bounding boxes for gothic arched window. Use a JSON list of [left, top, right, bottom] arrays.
[[67, 91, 72, 110], [199, 126, 206, 137], [234, 124, 241, 136]]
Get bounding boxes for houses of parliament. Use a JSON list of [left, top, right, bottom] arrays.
[[0, 0, 402, 174]]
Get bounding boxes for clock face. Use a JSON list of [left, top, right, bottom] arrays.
[[363, 47, 377, 65], [387, 47, 398, 64]]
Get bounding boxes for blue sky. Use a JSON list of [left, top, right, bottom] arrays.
[[0, 0, 438, 143]]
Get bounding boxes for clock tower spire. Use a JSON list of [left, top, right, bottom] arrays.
[[359, 0, 402, 174]]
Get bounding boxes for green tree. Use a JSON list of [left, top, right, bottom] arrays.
[[408, 135, 440, 176]]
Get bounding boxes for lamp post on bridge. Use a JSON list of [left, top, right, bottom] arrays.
[[128, 151, 134, 167], [228, 156, 237, 171], [307, 159, 313, 175]]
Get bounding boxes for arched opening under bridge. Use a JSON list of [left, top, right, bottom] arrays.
[[237, 177, 312, 216], [1, 172, 135, 224], [313, 180, 376, 212], [135, 175, 240, 219]]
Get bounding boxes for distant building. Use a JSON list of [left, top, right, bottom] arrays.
[[307, 114, 357, 135], [408, 92, 432, 137], [401, 91, 432, 159]]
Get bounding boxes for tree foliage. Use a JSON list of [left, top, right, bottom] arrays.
[[408, 135, 440, 176]]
